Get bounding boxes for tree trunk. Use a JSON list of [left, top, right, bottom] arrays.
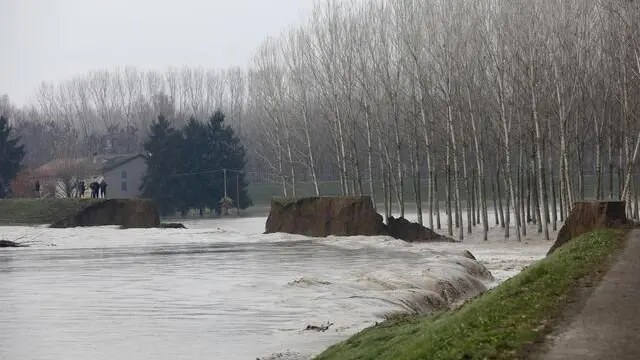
[[634, 176, 639, 222], [336, 111, 349, 196], [413, 133, 423, 225], [532, 153, 542, 233], [471, 169, 477, 226], [351, 134, 363, 196], [302, 107, 319, 196], [464, 146, 472, 235], [497, 166, 505, 229], [379, 138, 390, 225], [529, 53, 550, 239], [481, 174, 489, 238], [394, 116, 405, 218], [558, 174, 564, 222], [446, 141, 453, 237], [608, 128, 614, 200], [576, 126, 584, 201], [526, 165, 532, 224], [276, 132, 287, 197], [429, 169, 434, 229], [421, 104, 434, 229], [518, 138, 526, 237], [365, 109, 376, 210], [435, 172, 441, 230], [547, 112, 557, 229], [504, 137, 520, 241], [621, 132, 640, 207], [457, 112, 470, 237], [284, 132, 296, 198], [492, 171, 499, 227]]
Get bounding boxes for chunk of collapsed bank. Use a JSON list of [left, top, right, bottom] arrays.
[[265, 196, 455, 242], [304, 322, 334, 332], [159, 223, 187, 229], [0, 240, 28, 248]]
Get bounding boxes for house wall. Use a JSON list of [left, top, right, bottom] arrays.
[[102, 156, 147, 199]]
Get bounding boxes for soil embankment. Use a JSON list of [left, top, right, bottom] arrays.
[[0, 198, 93, 225], [547, 201, 630, 256], [265, 196, 454, 242], [50, 199, 160, 229]]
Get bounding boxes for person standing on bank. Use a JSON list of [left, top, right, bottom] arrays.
[[35, 180, 40, 198], [77, 181, 85, 198], [99, 179, 107, 198], [90, 181, 99, 198]]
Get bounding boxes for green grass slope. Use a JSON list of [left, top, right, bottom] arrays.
[[315, 229, 627, 360], [0, 198, 102, 225]]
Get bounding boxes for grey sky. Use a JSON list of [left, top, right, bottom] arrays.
[[0, 0, 317, 106]]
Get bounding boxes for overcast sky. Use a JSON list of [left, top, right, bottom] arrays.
[[0, 0, 317, 106]]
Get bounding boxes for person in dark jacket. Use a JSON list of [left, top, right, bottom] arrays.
[[78, 181, 86, 198], [90, 181, 99, 198], [99, 179, 107, 198], [35, 180, 40, 198]]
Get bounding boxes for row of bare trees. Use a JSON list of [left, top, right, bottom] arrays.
[[3, 67, 248, 166], [2, 0, 640, 241], [247, 0, 640, 241]]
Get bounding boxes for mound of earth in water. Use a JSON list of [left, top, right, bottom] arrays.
[[386, 216, 457, 242], [0, 240, 27, 248], [50, 199, 160, 229], [265, 196, 453, 242], [547, 201, 630, 256], [159, 222, 187, 229], [265, 196, 387, 237]]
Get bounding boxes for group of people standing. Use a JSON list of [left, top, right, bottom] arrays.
[[33, 178, 108, 198], [77, 179, 108, 198]]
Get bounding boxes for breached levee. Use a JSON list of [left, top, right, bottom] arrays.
[[265, 196, 454, 242], [264, 249, 495, 360], [50, 199, 161, 229], [287, 250, 494, 318], [356, 251, 494, 318]]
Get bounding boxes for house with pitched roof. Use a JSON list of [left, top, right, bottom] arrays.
[[95, 153, 148, 198], [33, 153, 148, 199]]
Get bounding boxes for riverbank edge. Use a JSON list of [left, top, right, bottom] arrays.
[[313, 229, 627, 360], [0, 198, 103, 225]]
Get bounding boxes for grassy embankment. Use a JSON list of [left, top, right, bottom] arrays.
[[314, 229, 627, 360], [0, 198, 102, 225]]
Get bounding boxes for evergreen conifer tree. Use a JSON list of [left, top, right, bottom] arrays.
[[140, 110, 252, 216], [0, 116, 25, 198], [205, 110, 252, 211], [140, 114, 183, 215], [181, 117, 211, 213]]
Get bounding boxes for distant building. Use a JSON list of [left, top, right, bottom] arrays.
[[94, 153, 148, 199], [33, 153, 148, 199]]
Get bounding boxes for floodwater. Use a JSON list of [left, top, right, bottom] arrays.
[[0, 215, 555, 360]]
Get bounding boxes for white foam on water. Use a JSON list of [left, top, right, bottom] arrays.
[[0, 210, 557, 360]]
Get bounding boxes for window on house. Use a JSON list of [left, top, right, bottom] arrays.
[[121, 170, 127, 179], [121, 181, 128, 192]]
